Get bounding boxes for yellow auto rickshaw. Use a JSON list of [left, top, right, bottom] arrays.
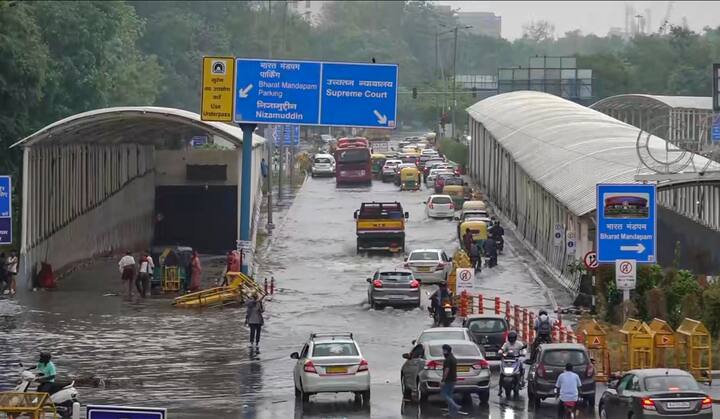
[[371, 153, 387, 176], [443, 184, 465, 207], [400, 166, 421, 191], [458, 219, 488, 248]]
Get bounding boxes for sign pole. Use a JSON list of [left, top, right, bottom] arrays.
[[239, 123, 256, 274], [278, 142, 283, 199], [266, 131, 274, 233]]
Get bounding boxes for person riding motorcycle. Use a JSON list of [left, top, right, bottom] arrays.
[[498, 331, 525, 392], [489, 220, 505, 252], [35, 352, 56, 394], [555, 362, 582, 417], [530, 309, 555, 363], [429, 282, 455, 326]]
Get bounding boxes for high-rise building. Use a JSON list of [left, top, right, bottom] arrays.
[[457, 12, 502, 38], [286, 0, 332, 26]]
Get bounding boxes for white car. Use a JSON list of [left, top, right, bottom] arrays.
[[311, 154, 336, 177], [381, 159, 402, 181], [404, 249, 452, 284], [291, 332, 370, 403], [426, 194, 455, 218], [426, 167, 454, 184], [412, 327, 476, 346]]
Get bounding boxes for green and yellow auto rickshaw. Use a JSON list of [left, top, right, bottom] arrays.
[[400, 166, 421, 191], [443, 184, 465, 207], [371, 153, 387, 177]]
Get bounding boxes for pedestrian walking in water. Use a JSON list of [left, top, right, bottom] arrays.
[[245, 293, 265, 347], [136, 252, 154, 298], [441, 344, 466, 416], [189, 250, 202, 292], [6, 252, 18, 295], [118, 251, 136, 300]]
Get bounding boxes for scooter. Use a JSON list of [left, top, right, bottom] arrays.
[[12, 363, 79, 418], [499, 346, 526, 399]]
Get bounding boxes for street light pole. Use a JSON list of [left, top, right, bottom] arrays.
[[451, 26, 458, 140]]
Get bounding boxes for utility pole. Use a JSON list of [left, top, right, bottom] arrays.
[[265, 0, 274, 232], [451, 26, 458, 140]]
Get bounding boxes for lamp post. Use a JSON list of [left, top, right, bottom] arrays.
[[439, 23, 472, 139]]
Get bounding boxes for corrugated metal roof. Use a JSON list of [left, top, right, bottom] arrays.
[[467, 91, 718, 216], [11, 106, 265, 148], [592, 94, 713, 110]]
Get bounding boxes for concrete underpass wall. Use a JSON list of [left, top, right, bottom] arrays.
[[20, 144, 155, 286]]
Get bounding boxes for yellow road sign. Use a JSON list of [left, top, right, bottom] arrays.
[[201, 57, 235, 121]]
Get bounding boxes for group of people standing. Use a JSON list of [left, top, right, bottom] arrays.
[[463, 218, 504, 271], [117, 250, 202, 300], [0, 251, 18, 295]]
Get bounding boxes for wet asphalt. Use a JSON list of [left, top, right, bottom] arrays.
[[3, 153, 717, 418]]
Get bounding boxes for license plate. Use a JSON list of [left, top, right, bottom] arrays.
[[457, 366, 471, 373], [390, 295, 404, 300], [666, 401, 690, 409], [417, 267, 432, 272], [485, 351, 496, 357], [326, 366, 347, 374]]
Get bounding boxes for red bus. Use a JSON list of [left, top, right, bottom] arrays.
[[335, 137, 372, 186]]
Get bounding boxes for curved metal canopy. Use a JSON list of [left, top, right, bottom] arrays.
[[11, 106, 265, 149], [591, 94, 713, 111]]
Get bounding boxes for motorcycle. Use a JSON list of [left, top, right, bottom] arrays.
[[428, 302, 457, 327], [495, 236, 504, 254], [12, 363, 79, 418], [499, 346, 526, 399]]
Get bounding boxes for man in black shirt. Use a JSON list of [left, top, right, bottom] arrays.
[[441, 344, 462, 416]]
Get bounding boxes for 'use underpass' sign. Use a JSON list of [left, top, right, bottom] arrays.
[[233, 58, 398, 128]]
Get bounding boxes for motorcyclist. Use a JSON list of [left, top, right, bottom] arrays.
[[530, 309, 555, 363], [498, 331, 525, 392], [482, 237, 498, 268], [489, 220, 505, 252], [429, 282, 453, 326], [555, 362, 582, 417], [35, 352, 56, 394]]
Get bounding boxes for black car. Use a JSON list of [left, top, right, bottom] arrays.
[[526, 343, 596, 408], [599, 369, 712, 418], [462, 314, 509, 360]]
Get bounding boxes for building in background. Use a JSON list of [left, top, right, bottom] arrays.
[[497, 56, 594, 105], [287, 0, 331, 26], [457, 12, 502, 38]]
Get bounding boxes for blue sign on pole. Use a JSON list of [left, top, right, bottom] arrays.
[[0, 176, 11, 245], [87, 405, 166, 419], [596, 183, 657, 264], [273, 125, 300, 146], [234, 58, 398, 129], [712, 114, 720, 143], [190, 135, 208, 148]]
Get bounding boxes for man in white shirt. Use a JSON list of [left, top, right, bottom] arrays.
[[136, 252, 154, 298], [118, 251, 136, 300], [555, 362, 582, 417]]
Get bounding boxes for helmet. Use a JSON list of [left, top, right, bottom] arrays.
[[39, 352, 51, 364], [508, 331, 517, 343]]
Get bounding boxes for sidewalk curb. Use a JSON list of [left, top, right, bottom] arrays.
[[261, 173, 309, 256]]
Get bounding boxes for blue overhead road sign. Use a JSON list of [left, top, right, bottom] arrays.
[[233, 58, 398, 128], [0, 176, 11, 245], [596, 183, 657, 263], [273, 125, 300, 146]]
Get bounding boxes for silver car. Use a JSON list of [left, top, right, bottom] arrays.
[[311, 154, 335, 177], [291, 332, 370, 403], [366, 268, 420, 309], [401, 339, 491, 404], [404, 249, 452, 284], [411, 327, 476, 346]]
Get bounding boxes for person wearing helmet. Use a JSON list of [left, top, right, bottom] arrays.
[[530, 309, 555, 363], [429, 282, 453, 326], [36, 352, 56, 394], [499, 331, 526, 392]]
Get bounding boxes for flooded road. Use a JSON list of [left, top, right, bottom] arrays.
[[0, 169, 620, 418]]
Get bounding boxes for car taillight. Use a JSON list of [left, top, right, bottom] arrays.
[[641, 398, 655, 410], [304, 360, 317, 373], [428, 203, 434, 209], [702, 397, 712, 409], [424, 360, 443, 370], [435, 262, 445, 271], [585, 362, 595, 378], [536, 363, 546, 378], [472, 359, 490, 370], [372, 279, 383, 288], [410, 280, 419, 288], [358, 359, 369, 372]]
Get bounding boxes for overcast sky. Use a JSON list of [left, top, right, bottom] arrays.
[[435, 1, 720, 40]]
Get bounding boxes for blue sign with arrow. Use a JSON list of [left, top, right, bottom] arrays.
[[596, 183, 657, 263], [0, 176, 11, 245], [87, 405, 166, 419], [233, 58, 397, 129]]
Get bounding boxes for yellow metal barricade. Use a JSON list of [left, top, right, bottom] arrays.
[[0, 391, 57, 418], [676, 318, 712, 383], [648, 318, 676, 368], [579, 319, 609, 382], [163, 266, 180, 292], [173, 271, 266, 308], [620, 319, 654, 371]]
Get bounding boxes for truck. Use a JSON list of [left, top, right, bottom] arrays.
[[353, 202, 409, 253]]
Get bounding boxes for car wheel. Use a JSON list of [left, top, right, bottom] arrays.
[[295, 384, 301, 398], [598, 403, 607, 419], [478, 389, 489, 404], [369, 298, 375, 310], [300, 381, 310, 403], [362, 390, 370, 403], [415, 380, 427, 404], [401, 376, 412, 399]]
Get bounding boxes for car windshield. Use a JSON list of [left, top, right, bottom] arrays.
[[467, 318, 506, 333], [431, 196, 452, 204], [314, 158, 332, 164], [429, 344, 481, 357], [378, 271, 413, 282], [542, 349, 588, 366], [312, 342, 359, 357], [337, 149, 369, 163], [409, 251, 440, 261], [417, 331, 466, 344], [445, 178, 463, 185], [644, 375, 700, 391]]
